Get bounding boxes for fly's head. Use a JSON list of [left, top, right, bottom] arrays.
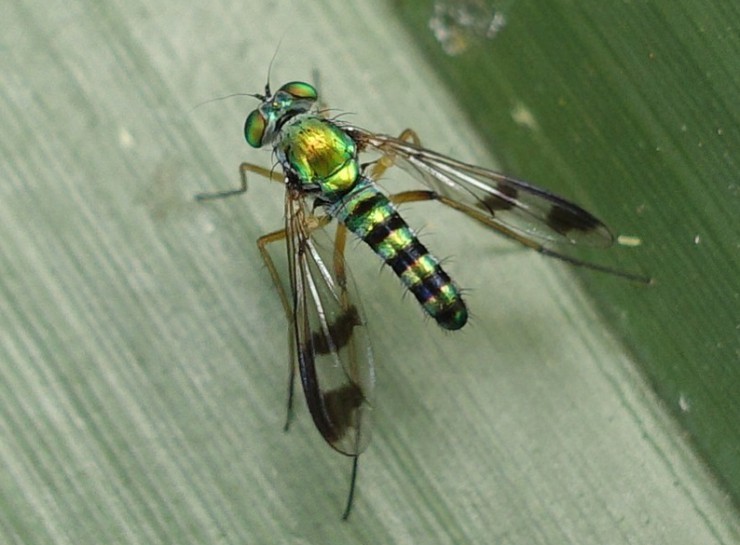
[[244, 81, 318, 148]]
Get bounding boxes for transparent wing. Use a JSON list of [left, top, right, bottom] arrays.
[[346, 127, 614, 248], [285, 187, 374, 456]]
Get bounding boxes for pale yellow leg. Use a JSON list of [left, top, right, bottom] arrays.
[[368, 128, 421, 181]]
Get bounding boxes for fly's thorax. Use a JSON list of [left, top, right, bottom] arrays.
[[276, 116, 360, 201]]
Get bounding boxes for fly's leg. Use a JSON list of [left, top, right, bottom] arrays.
[[330, 221, 363, 521], [331, 222, 349, 299], [196, 160, 296, 428], [256, 229, 292, 330], [367, 128, 421, 181], [387, 187, 582, 250], [257, 216, 333, 431], [342, 456, 359, 521], [330, 221, 368, 387], [195, 162, 282, 201], [196, 161, 303, 425], [254, 228, 300, 431], [387, 189, 650, 282]]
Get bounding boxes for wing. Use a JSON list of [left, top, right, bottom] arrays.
[[284, 187, 375, 456], [346, 127, 615, 248]]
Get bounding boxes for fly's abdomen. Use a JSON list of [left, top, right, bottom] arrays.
[[332, 181, 467, 330]]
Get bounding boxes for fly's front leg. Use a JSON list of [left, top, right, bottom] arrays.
[[367, 128, 422, 181], [195, 162, 282, 201]]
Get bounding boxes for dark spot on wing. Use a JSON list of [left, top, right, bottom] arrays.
[[297, 346, 365, 445], [310, 305, 362, 354], [479, 183, 518, 212], [322, 382, 366, 442], [546, 204, 601, 235]]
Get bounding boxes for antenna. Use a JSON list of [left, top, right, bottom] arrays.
[[263, 26, 292, 97]]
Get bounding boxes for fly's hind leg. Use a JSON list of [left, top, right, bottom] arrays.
[[364, 128, 444, 212], [367, 128, 422, 181], [330, 221, 365, 521], [387, 189, 650, 282], [195, 162, 282, 201], [370, 130, 649, 283], [328, 222, 366, 362]]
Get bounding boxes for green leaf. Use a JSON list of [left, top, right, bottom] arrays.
[[396, 0, 740, 511], [1, 0, 738, 543]]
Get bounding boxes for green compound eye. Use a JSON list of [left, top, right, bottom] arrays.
[[244, 109, 266, 148], [279, 81, 317, 100]]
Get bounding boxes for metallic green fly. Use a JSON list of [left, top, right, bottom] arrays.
[[196, 80, 649, 519]]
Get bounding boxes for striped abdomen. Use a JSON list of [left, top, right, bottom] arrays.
[[329, 180, 467, 330]]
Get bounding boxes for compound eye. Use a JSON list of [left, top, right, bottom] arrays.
[[244, 109, 266, 148], [279, 81, 317, 101]]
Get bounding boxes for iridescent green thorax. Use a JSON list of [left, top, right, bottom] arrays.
[[277, 116, 360, 201]]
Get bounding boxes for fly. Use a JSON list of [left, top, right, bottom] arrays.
[[195, 79, 650, 519]]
